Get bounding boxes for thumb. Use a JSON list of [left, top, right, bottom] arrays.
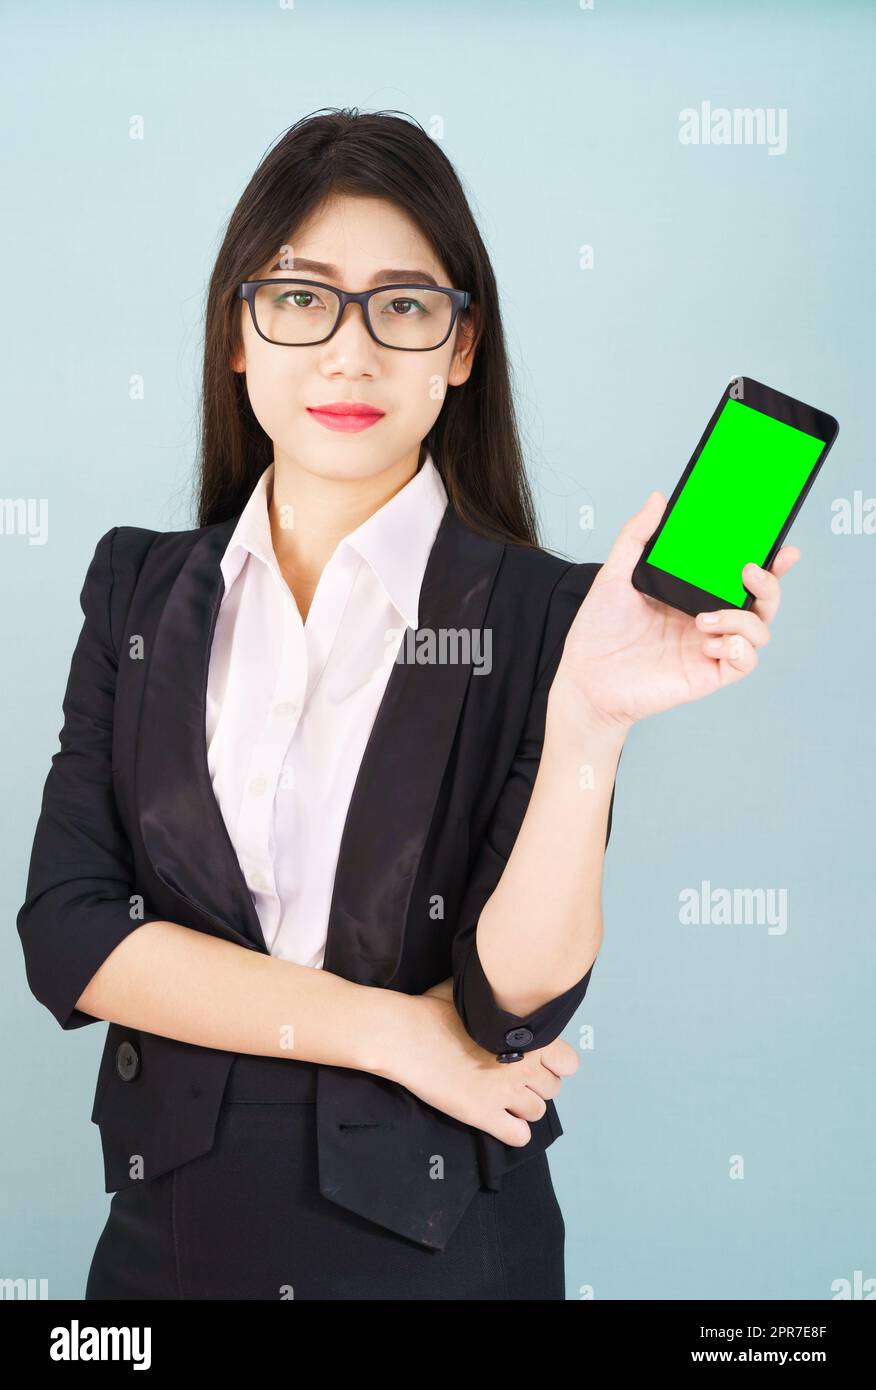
[[602, 491, 667, 580]]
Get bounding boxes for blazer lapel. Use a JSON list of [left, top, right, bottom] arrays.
[[136, 500, 505, 983], [136, 516, 269, 953], [322, 505, 504, 985]]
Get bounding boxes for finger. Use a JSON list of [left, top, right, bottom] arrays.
[[743, 547, 801, 624], [495, 1114, 532, 1147], [505, 1088, 548, 1123], [767, 545, 801, 579], [539, 1061, 572, 1084], [701, 632, 758, 675], [525, 1058, 566, 1096], [524, 1073, 562, 1103], [601, 491, 668, 582], [695, 607, 771, 649], [538, 1044, 580, 1077]]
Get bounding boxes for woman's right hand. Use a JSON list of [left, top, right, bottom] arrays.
[[385, 993, 580, 1147]]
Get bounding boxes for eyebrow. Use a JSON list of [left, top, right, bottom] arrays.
[[267, 257, 441, 287]]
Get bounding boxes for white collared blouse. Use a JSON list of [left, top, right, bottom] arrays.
[[204, 452, 448, 968]]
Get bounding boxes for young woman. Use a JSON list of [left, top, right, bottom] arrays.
[[17, 108, 798, 1301]]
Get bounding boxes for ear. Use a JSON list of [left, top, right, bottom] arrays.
[[447, 303, 479, 387]]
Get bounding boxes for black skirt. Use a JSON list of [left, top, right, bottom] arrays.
[[85, 1052, 566, 1301]]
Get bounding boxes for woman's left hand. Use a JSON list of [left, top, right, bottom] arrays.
[[551, 491, 802, 731]]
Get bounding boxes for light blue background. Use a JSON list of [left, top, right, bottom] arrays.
[[1, 0, 873, 1301]]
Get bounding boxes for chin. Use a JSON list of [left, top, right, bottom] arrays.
[[285, 443, 403, 484]]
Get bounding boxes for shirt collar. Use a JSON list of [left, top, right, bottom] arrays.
[[219, 450, 448, 630]]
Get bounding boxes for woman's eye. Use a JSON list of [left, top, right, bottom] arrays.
[[385, 297, 426, 317], [274, 291, 323, 310]]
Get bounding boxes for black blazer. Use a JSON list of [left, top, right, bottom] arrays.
[[16, 496, 618, 1251]]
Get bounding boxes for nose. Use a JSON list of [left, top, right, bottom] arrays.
[[320, 298, 380, 372]]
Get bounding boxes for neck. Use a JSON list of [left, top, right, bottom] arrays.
[[267, 444, 422, 619]]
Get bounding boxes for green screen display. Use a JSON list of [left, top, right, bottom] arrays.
[[647, 397, 825, 605]]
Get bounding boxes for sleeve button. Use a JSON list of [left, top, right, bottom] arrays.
[[504, 1026, 534, 1047]]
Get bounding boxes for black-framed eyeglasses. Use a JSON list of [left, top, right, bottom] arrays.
[[237, 278, 472, 351]]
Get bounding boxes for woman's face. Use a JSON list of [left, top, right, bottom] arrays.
[[231, 194, 477, 483]]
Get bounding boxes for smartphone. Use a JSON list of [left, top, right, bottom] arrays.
[[631, 377, 839, 616]]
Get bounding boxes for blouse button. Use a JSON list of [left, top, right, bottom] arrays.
[[248, 775, 269, 795]]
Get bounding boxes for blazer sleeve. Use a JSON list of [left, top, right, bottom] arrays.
[[16, 526, 165, 1031], [451, 560, 620, 1057]]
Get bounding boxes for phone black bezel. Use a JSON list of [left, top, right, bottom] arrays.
[[631, 376, 840, 616]]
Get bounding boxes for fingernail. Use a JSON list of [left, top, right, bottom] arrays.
[[701, 612, 719, 625]]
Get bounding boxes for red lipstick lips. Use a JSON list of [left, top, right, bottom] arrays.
[[306, 401, 386, 433]]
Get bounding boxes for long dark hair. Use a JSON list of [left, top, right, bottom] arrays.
[[196, 107, 540, 548]]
